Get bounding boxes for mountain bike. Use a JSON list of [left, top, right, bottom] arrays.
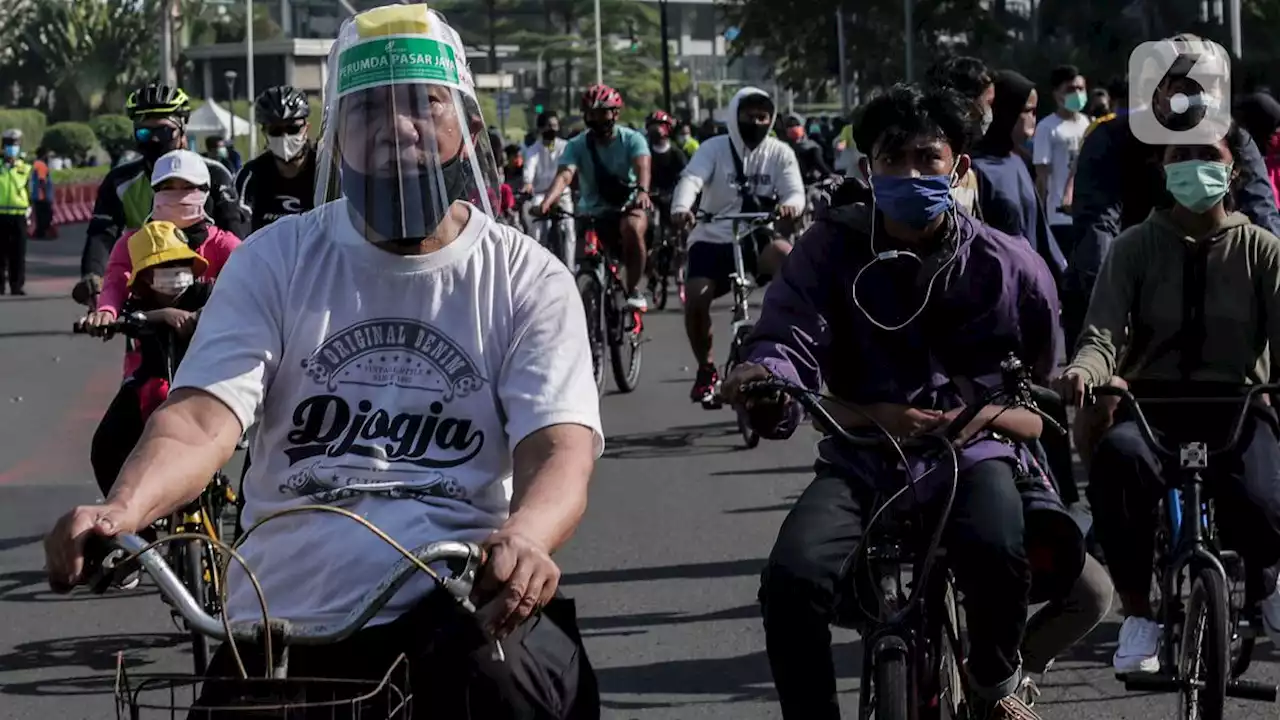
[[741, 355, 1062, 720], [74, 310, 239, 675], [81, 507, 491, 719], [1092, 385, 1280, 719], [542, 206, 644, 394], [695, 210, 777, 448], [644, 194, 685, 310]]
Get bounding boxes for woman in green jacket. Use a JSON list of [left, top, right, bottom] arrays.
[[1056, 125, 1280, 675]]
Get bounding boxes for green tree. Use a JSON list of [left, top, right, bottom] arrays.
[[90, 114, 134, 164], [7, 0, 164, 121], [42, 122, 100, 163]]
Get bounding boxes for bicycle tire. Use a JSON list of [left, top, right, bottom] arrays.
[[576, 272, 606, 394], [1179, 567, 1229, 720], [874, 647, 911, 720], [726, 327, 759, 448], [607, 279, 643, 393], [179, 539, 213, 676]]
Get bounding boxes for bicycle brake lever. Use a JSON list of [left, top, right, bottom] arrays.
[[1029, 404, 1067, 436]]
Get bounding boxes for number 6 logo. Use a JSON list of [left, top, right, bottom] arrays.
[[1129, 35, 1232, 145]]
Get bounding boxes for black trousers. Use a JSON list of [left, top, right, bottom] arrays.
[[1088, 417, 1280, 604], [0, 214, 27, 293], [759, 459, 1030, 720], [193, 590, 599, 720], [33, 201, 52, 238], [90, 383, 145, 498]]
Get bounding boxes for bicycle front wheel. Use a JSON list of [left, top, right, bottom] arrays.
[[577, 272, 606, 394], [874, 647, 911, 720], [179, 539, 213, 676], [607, 279, 643, 393], [1180, 567, 1229, 720], [726, 325, 759, 448]]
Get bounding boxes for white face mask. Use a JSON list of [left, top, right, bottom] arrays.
[[980, 105, 994, 136], [150, 267, 194, 294], [268, 132, 308, 162]]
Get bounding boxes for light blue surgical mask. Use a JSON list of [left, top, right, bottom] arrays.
[[1165, 160, 1232, 213], [1063, 90, 1088, 113], [2, 145, 18, 159]]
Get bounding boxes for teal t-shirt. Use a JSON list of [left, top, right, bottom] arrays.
[[561, 126, 650, 215]]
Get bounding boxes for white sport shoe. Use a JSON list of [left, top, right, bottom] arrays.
[[1113, 616, 1161, 674], [1258, 575, 1280, 646], [625, 292, 648, 312]]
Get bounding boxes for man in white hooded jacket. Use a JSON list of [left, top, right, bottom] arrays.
[[671, 87, 805, 403]]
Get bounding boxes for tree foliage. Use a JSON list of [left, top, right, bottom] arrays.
[[43, 122, 100, 162], [90, 114, 134, 163], [725, 0, 1280, 102], [2, 0, 164, 121]]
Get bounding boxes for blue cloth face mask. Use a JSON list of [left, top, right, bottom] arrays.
[[2, 145, 18, 159], [870, 172, 957, 229], [1164, 160, 1232, 213]]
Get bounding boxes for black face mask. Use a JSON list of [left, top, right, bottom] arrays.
[[182, 221, 209, 249], [138, 139, 170, 166], [342, 155, 478, 246], [541, 128, 558, 142], [586, 119, 615, 137], [739, 122, 769, 149]]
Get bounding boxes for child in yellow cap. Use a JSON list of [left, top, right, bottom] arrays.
[[75, 220, 216, 501]]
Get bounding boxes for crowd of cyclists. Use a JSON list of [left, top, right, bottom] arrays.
[[16, 2, 1280, 716]]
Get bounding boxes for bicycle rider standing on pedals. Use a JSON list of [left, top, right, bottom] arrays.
[[722, 83, 1080, 720], [538, 84, 653, 311], [671, 86, 803, 404], [46, 5, 602, 718]]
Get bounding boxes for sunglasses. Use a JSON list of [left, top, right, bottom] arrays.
[[134, 125, 179, 144], [264, 123, 306, 137]]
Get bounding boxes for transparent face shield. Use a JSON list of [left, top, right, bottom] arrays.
[[314, 7, 503, 246]]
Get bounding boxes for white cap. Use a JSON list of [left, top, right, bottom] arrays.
[[151, 149, 210, 188], [1, 129, 21, 142]]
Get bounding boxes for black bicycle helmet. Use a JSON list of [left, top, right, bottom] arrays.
[[125, 84, 191, 121], [254, 85, 310, 123]]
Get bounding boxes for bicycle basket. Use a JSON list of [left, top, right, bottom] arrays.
[[113, 652, 412, 719]]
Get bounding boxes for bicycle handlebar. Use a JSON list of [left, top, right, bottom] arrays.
[[738, 354, 1062, 450], [84, 533, 487, 646], [1088, 383, 1280, 460], [695, 210, 777, 224], [72, 311, 154, 337]]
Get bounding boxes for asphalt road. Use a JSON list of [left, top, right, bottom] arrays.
[[2, 226, 1279, 719]]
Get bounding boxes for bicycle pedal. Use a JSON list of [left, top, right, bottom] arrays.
[[1120, 672, 1180, 692], [1226, 678, 1278, 701], [700, 397, 723, 410]]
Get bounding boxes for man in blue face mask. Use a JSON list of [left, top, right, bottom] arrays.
[[0, 128, 32, 295], [721, 83, 1082, 720]]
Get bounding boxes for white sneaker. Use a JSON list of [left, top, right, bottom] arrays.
[[625, 292, 648, 312], [1113, 616, 1161, 673], [1258, 576, 1280, 646]]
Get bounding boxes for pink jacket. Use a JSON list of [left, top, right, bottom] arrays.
[[96, 225, 241, 318]]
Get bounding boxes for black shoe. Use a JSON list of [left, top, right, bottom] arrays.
[[690, 364, 719, 404], [10, 288, 25, 296]]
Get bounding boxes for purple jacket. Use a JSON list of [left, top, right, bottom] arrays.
[[745, 205, 1060, 483]]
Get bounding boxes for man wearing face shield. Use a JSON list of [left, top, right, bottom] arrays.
[[235, 85, 318, 233], [43, 6, 601, 718], [1066, 33, 1280, 345], [74, 84, 242, 307]]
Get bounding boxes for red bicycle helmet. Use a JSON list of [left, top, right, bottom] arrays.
[[646, 110, 675, 129], [581, 84, 624, 112]]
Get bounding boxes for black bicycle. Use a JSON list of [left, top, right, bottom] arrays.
[[696, 210, 777, 448], [741, 355, 1060, 720], [541, 206, 643, 394], [1092, 385, 1280, 719], [645, 194, 685, 311], [74, 311, 239, 675]]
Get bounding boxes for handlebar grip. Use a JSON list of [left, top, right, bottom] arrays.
[[81, 533, 129, 595]]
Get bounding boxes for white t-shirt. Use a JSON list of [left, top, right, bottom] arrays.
[[173, 200, 603, 625], [1032, 112, 1090, 226]]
